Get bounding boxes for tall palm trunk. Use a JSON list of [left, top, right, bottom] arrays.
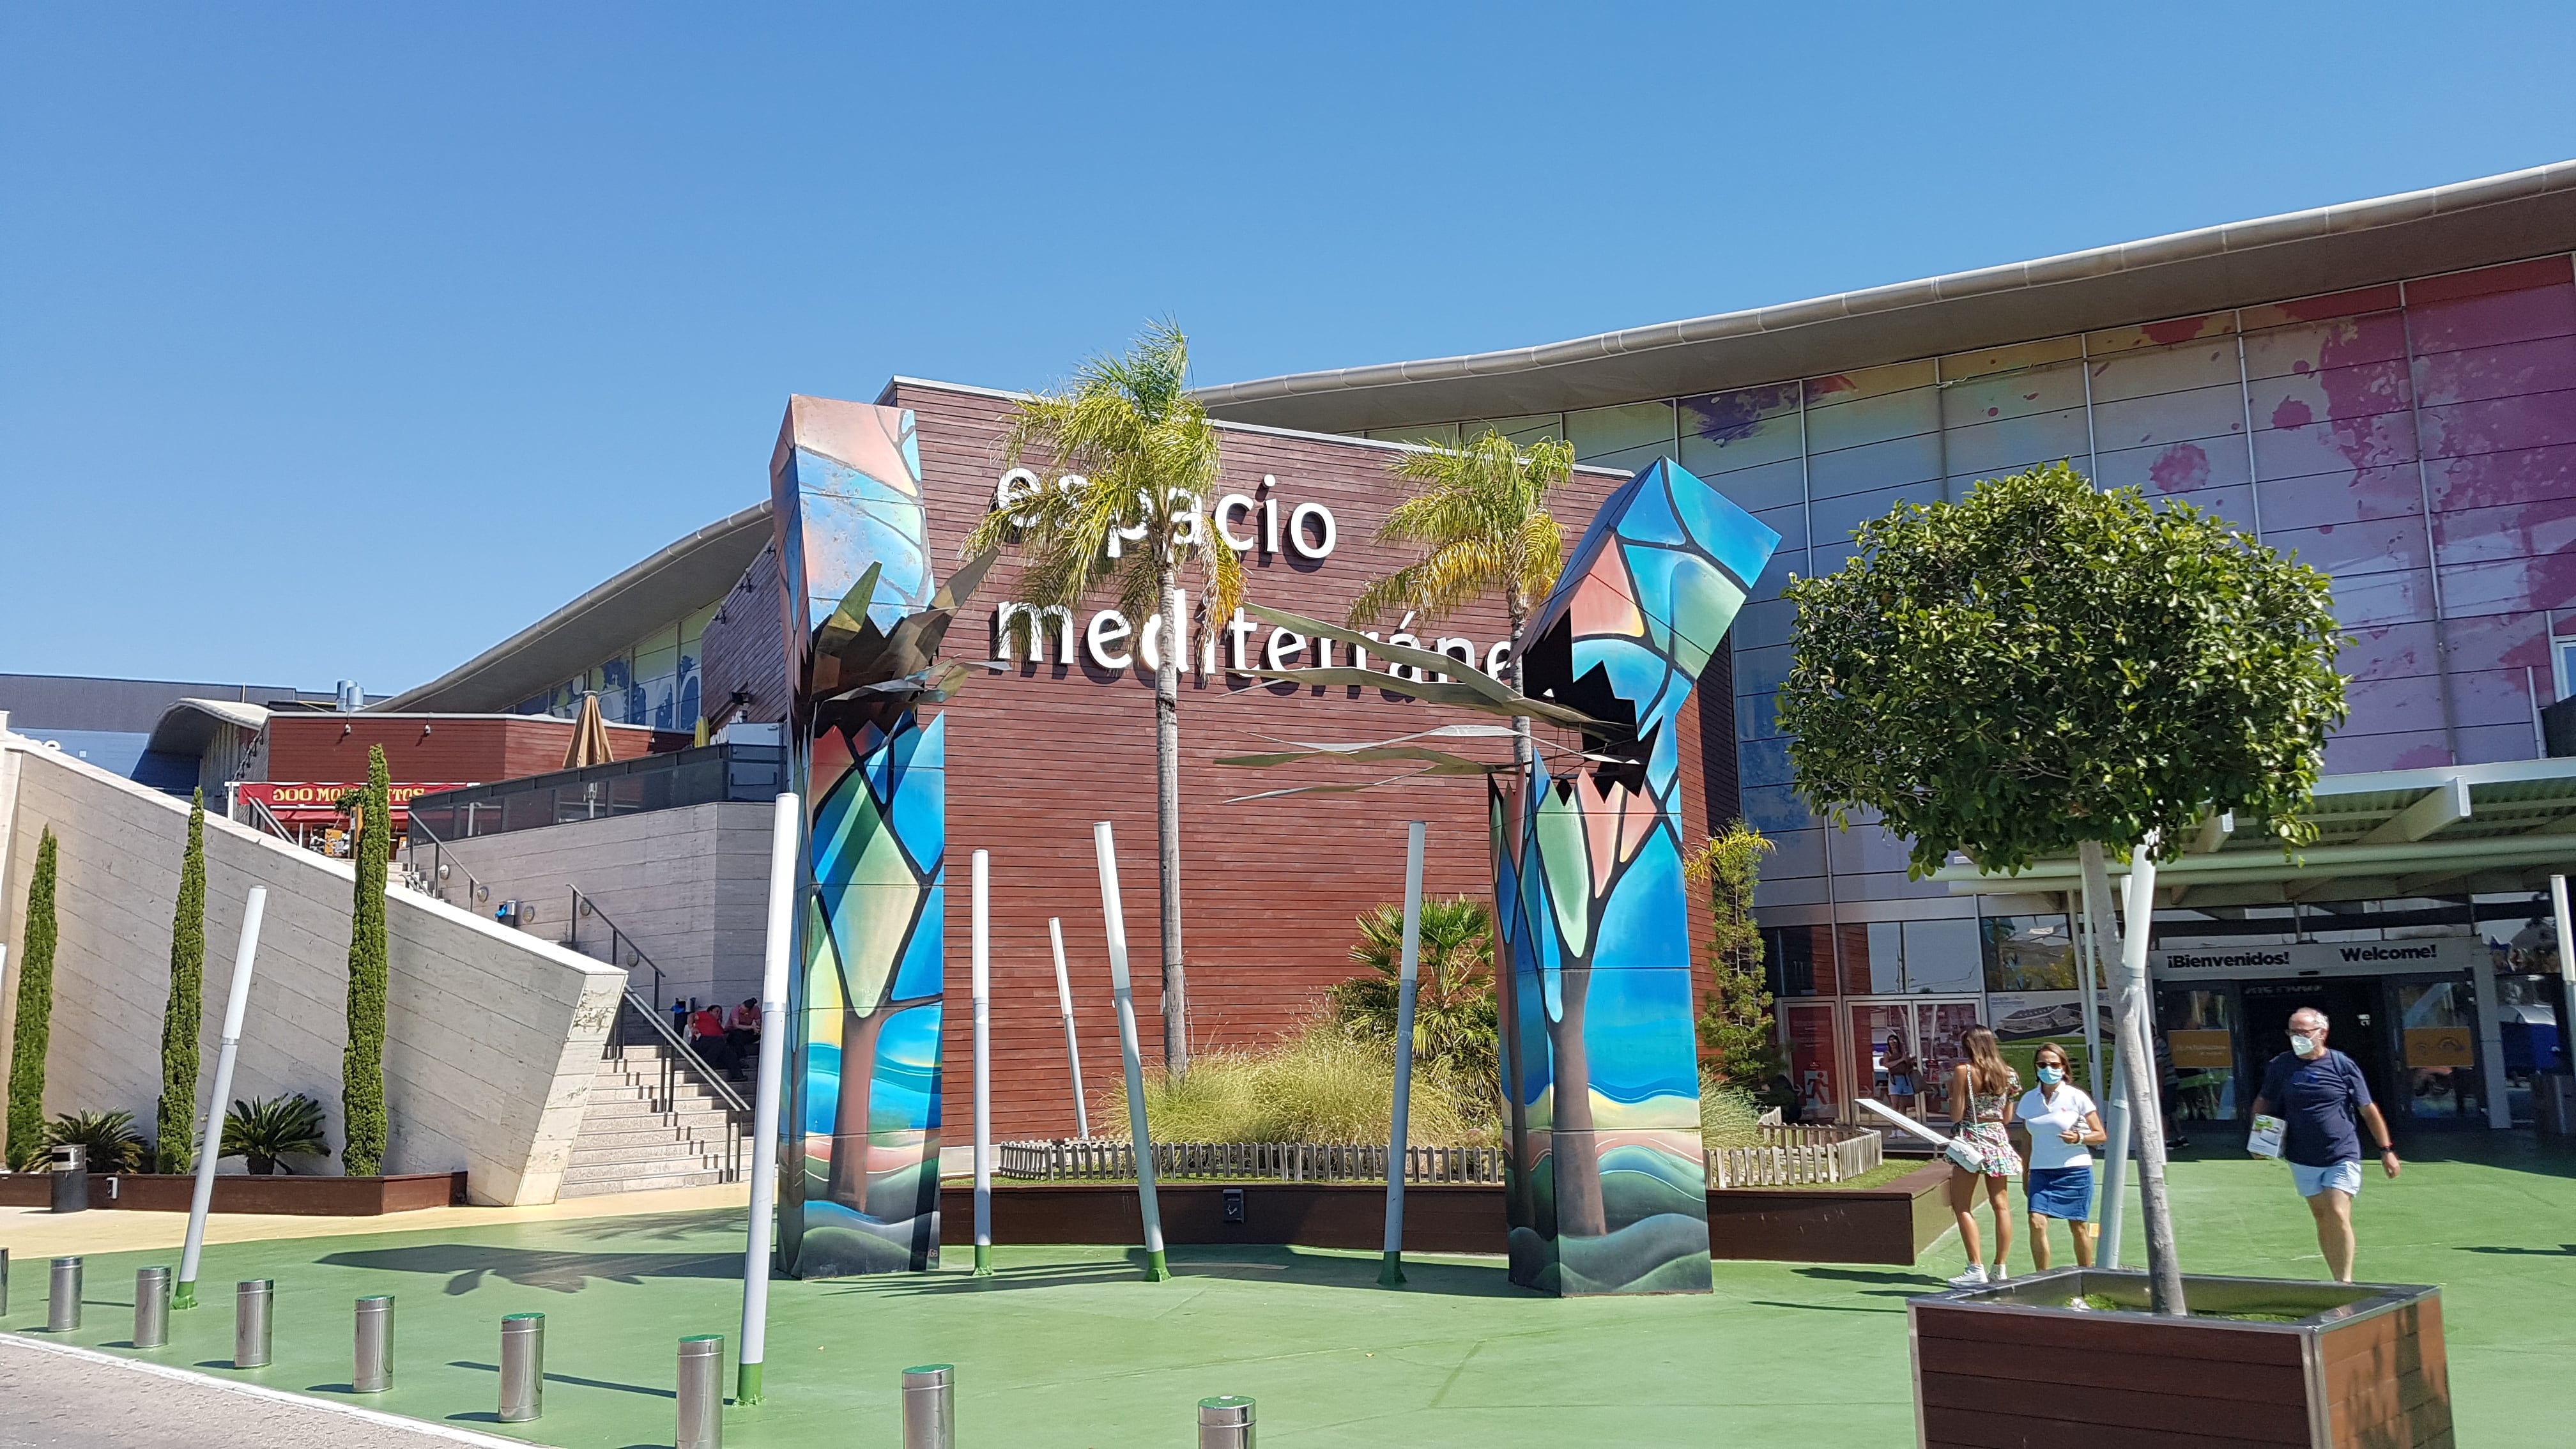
[[1154, 574, 1190, 1080], [1498, 597, 1535, 1227]]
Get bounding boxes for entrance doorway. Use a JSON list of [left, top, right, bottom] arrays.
[[2239, 979, 2393, 1116]]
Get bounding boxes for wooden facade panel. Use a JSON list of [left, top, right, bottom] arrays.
[[1916, 1370, 2312, 1443], [871, 382, 1741, 1139], [1915, 1334, 2296, 1404], [1913, 1301, 2308, 1365], [1919, 1404, 2294, 1449], [266, 714, 671, 785]]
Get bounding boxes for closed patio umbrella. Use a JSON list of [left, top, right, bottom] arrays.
[[562, 692, 615, 769]]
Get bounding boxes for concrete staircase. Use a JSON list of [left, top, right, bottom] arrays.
[[561, 1022, 747, 1197]]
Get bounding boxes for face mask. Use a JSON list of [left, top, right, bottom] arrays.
[[2290, 1033, 2320, 1058], [2036, 1066, 2064, 1085]]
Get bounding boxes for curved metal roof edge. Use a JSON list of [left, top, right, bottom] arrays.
[[376, 501, 774, 714], [1194, 160, 2576, 415], [142, 698, 272, 757]]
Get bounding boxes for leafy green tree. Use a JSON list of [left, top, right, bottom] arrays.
[[157, 791, 208, 1173], [342, 746, 392, 1176], [1329, 896, 1500, 1098], [222, 1093, 332, 1175], [1777, 462, 2345, 1315], [1346, 431, 1575, 777], [1684, 822, 1782, 1092], [6, 827, 59, 1170], [967, 320, 1243, 1079]]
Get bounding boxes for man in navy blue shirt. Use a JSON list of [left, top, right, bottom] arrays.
[[2249, 1007, 2402, 1282]]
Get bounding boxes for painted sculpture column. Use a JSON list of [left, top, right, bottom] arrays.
[[1490, 457, 1779, 1296], [770, 396, 977, 1278]]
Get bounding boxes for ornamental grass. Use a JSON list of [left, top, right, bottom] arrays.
[[1099, 1025, 1498, 1147]]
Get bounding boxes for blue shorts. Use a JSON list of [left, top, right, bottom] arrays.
[[1888, 1075, 1915, 1096], [2025, 1165, 2095, 1220], [2290, 1160, 2364, 1199]]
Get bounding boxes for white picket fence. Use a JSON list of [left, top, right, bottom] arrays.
[[1705, 1122, 1883, 1188], [997, 1138, 1508, 1184]]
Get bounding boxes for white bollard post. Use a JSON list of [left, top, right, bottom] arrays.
[[1050, 919, 1091, 1138], [1093, 822, 1170, 1282], [2069, 890, 2106, 1110], [178, 885, 267, 1311], [2080, 854, 2129, 1267], [972, 849, 994, 1277], [1379, 822, 1427, 1289], [736, 792, 802, 1406]]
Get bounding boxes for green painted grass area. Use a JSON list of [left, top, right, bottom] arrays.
[[3, 1137, 2569, 1447]]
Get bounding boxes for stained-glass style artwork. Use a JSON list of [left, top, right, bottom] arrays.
[[1492, 457, 1779, 1296], [770, 395, 990, 1277]]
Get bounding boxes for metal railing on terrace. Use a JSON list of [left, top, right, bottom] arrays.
[[407, 742, 783, 841]]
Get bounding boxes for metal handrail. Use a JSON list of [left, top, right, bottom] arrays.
[[242, 795, 301, 847], [617, 986, 751, 1118], [401, 816, 493, 917], [569, 886, 670, 1012]]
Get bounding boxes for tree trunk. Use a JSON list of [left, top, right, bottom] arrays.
[[2078, 838, 2188, 1315], [1154, 576, 1190, 1080], [1498, 602, 1535, 1228], [1548, 965, 1607, 1238], [826, 999, 887, 1209]]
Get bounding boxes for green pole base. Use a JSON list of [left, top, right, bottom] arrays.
[[171, 1280, 198, 1311], [972, 1244, 994, 1278], [1144, 1248, 1172, 1282], [1377, 1252, 1407, 1288], [736, 1361, 764, 1407]]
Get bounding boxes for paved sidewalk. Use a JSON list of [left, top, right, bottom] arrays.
[[0, 1335, 525, 1449], [0, 1181, 747, 1259]]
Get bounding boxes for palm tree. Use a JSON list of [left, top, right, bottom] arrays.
[[1329, 896, 1500, 1107], [1346, 431, 1575, 777], [222, 1094, 332, 1175], [966, 320, 1243, 1079]]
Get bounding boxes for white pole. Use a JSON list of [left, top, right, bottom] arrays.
[[1379, 822, 1427, 1289], [2095, 842, 2184, 1312], [971, 849, 994, 1276], [2078, 852, 2129, 1266], [737, 792, 802, 1406], [1050, 919, 1090, 1138], [176, 885, 265, 1311], [2554, 873, 2575, 1037], [1092, 822, 1170, 1282]]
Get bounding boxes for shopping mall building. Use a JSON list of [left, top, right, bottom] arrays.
[[121, 160, 2576, 1146]]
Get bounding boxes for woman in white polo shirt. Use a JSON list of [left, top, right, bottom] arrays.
[[2014, 1042, 2106, 1270]]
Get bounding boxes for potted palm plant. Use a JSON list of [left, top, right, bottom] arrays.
[[222, 1094, 332, 1176]]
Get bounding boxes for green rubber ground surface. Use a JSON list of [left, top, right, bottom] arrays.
[[3, 1137, 2568, 1446]]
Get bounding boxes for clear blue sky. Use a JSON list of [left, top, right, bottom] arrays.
[[5, 3, 2570, 692]]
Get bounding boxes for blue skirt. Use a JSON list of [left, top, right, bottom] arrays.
[[2026, 1165, 2095, 1220]]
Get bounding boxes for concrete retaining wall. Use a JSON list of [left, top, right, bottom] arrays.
[[416, 800, 773, 1009], [0, 732, 624, 1205]]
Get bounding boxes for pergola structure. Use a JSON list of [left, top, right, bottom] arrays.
[[1933, 758, 2576, 911]]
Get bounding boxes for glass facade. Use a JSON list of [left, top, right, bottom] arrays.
[[1371, 252, 2576, 1122]]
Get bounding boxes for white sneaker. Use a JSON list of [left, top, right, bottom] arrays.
[[1988, 1263, 2009, 1282], [1947, 1264, 1989, 1289]]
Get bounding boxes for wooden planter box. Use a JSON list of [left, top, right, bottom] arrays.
[[0, 1170, 465, 1215], [1910, 1268, 2451, 1448], [942, 1164, 1954, 1264]]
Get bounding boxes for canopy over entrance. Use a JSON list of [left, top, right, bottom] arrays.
[[1934, 757, 2576, 908]]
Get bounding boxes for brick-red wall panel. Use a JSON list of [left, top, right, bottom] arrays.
[[869, 384, 1736, 1139]]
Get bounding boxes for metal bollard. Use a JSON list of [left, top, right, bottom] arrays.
[[675, 1335, 723, 1449], [133, 1267, 171, 1348], [49, 1257, 82, 1332], [901, 1363, 954, 1449], [498, 1312, 545, 1422], [353, 1294, 395, 1392], [236, 1281, 275, 1368], [1198, 1395, 1255, 1449], [50, 1144, 88, 1213]]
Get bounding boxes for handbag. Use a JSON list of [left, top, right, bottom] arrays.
[[1942, 1135, 1991, 1174]]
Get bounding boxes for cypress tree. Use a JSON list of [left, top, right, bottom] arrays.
[[341, 746, 391, 1176], [7, 828, 60, 1170], [157, 792, 210, 1174]]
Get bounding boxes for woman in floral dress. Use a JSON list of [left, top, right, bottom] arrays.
[[1943, 1025, 2024, 1289]]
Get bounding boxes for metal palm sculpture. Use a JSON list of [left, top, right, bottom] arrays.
[[1225, 456, 1777, 1295]]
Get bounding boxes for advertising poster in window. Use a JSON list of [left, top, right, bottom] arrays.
[[1784, 1002, 1841, 1124], [1984, 990, 2105, 1092]]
